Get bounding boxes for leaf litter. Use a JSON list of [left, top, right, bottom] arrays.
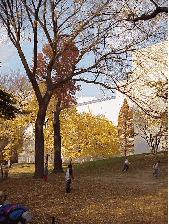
[[0, 153, 167, 223]]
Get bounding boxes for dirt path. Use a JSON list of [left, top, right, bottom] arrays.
[[81, 166, 167, 190]]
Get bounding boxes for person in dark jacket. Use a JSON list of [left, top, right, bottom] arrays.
[[65, 164, 74, 193]]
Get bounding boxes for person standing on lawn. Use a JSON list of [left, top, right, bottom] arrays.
[[44, 163, 48, 183], [154, 160, 160, 178], [65, 164, 74, 193], [122, 157, 129, 171]]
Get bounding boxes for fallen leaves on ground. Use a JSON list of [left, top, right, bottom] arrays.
[[1, 153, 168, 223]]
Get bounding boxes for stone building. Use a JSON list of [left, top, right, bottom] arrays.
[[18, 124, 35, 163], [18, 123, 55, 164]]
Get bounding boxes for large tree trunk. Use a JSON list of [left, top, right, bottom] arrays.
[[34, 98, 51, 178], [34, 111, 45, 178], [52, 99, 63, 173]]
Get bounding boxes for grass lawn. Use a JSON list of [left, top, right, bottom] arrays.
[[1, 151, 168, 223]]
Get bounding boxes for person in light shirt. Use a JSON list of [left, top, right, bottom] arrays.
[[122, 157, 129, 171], [65, 164, 74, 193], [153, 160, 160, 178]]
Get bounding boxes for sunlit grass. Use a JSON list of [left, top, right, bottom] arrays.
[[2, 150, 167, 223], [8, 163, 69, 175], [8, 151, 167, 176], [8, 164, 54, 175], [73, 151, 167, 173]]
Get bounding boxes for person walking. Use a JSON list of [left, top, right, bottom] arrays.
[[122, 157, 129, 171], [65, 164, 74, 193], [153, 160, 160, 178], [44, 163, 48, 183]]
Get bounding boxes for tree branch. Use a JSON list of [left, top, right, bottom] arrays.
[[127, 7, 168, 22], [21, 0, 53, 47], [73, 78, 116, 91], [73, 77, 162, 119]]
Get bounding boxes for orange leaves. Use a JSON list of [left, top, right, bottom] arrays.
[[42, 44, 53, 59], [35, 38, 79, 106], [28, 37, 31, 42], [35, 53, 47, 79], [117, 98, 134, 154], [37, 39, 78, 82]]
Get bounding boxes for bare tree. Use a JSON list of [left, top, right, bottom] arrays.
[[132, 41, 168, 153], [0, 0, 167, 178]]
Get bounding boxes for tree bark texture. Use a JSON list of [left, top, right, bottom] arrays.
[[124, 121, 127, 157], [52, 99, 63, 173], [34, 103, 48, 178]]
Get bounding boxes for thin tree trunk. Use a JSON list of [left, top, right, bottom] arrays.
[[52, 99, 63, 173], [1, 164, 3, 179], [125, 121, 127, 156], [125, 137, 127, 156]]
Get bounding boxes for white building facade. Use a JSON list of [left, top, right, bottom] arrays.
[[132, 41, 168, 154]]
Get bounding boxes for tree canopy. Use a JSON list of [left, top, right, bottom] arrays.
[[60, 107, 120, 160], [0, 0, 167, 177], [117, 98, 134, 156], [0, 73, 36, 162], [35, 41, 80, 172], [0, 89, 20, 120], [132, 41, 168, 153]]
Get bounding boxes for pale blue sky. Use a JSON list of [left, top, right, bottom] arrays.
[[0, 29, 124, 126]]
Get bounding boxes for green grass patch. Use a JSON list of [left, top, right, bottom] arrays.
[[8, 151, 167, 176], [73, 155, 125, 171], [73, 151, 168, 174]]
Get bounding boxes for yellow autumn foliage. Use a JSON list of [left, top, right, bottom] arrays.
[[0, 79, 119, 162], [60, 107, 120, 160], [0, 90, 38, 160]]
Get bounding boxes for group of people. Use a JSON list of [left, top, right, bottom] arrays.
[[44, 162, 74, 193], [43, 156, 160, 194], [0, 156, 160, 223], [122, 156, 160, 178]]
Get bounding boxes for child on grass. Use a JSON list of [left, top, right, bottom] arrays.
[[65, 164, 74, 193], [153, 160, 160, 178], [122, 157, 129, 171]]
